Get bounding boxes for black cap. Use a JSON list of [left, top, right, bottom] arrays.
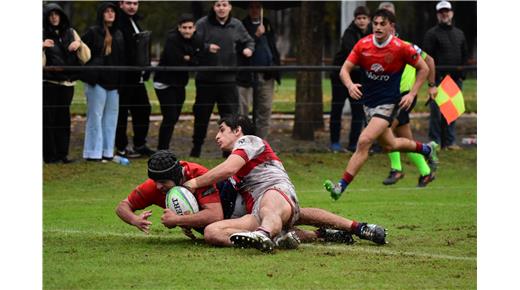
[[147, 150, 183, 184], [178, 13, 195, 25]]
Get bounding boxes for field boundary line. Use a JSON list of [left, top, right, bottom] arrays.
[[44, 228, 476, 262]]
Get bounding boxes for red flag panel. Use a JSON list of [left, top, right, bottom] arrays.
[[439, 75, 461, 98], [439, 101, 460, 125]]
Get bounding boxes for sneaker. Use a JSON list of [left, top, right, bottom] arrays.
[[426, 141, 439, 172], [417, 172, 436, 187], [446, 144, 462, 151], [116, 148, 141, 158], [323, 179, 343, 200], [358, 223, 387, 245], [133, 145, 156, 157], [330, 142, 343, 153], [230, 231, 276, 253], [382, 169, 404, 185], [316, 228, 355, 244], [273, 230, 301, 249]]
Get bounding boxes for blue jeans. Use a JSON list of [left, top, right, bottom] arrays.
[[428, 79, 463, 148], [83, 84, 119, 159]]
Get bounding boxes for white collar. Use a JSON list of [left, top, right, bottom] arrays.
[[372, 34, 393, 48]]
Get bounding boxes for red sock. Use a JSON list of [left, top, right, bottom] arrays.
[[351, 221, 360, 234], [343, 172, 354, 183], [256, 227, 271, 238], [415, 142, 423, 152]]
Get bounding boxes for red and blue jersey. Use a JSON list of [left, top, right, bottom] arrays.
[[347, 34, 420, 107]]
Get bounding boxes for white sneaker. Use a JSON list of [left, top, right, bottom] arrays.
[[230, 231, 276, 253], [273, 230, 301, 249]]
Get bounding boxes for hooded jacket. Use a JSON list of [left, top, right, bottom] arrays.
[[81, 2, 125, 90], [195, 9, 255, 83], [43, 3, 81, 82]]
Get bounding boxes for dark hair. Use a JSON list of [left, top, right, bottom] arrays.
[[372, 8, 396, 24], [354, 6, 370, 17], [178, 13, 195, 25], [217, 114, 255, 136], [147, 150, 183, 184]]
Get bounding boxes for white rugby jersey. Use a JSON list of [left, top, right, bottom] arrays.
[[229, 135, 298, 213]]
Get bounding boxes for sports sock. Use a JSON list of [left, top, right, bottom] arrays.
[[339, 172, 354, 191], [350, 221, 361, 235], [256, 227, 271, 238], [415, 142, 431, 156], [407, 152, 431, 176], [388, 151, 402, 171]]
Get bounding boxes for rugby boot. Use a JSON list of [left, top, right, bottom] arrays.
[[230, 231, 276, 253], [382, 169, 405, 185], [324, 180, 343, 200], [357, 223, 387, 245], [316, 228, 355, 245], [273, 230, 301, 249], [417, 172, 436, 187], [426, 141, 439, 172]]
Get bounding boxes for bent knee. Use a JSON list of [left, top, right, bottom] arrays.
[[203, 224, 222, 245], [357, 136, 374, 150]]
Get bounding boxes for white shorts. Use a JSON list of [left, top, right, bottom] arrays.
[[250, 183, 300, 229]]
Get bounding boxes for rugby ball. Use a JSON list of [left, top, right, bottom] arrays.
[[165, 186, 199, 215]]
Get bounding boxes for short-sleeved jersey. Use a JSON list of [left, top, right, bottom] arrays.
[[400, 42, 427, 93], [126, 161, 221, 210], [347, 34, 420, 107], [230, 135, 298, 214]]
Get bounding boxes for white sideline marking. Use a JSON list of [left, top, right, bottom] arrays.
[[44, 228, 475, 262]]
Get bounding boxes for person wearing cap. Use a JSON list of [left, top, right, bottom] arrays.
[[115, 150, 223, 236], [153, 14, 203, 151], [329, 6, 371, 153], [423, 1, 468, 150]]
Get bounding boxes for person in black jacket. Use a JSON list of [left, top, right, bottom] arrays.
[[423, 1, 468, 150], [115, 0, 155, 158], [329, 6, 371, 153], [153, 14, 202, 150], [190, 0, 255, 157], [81, 2, 125, 162], [236, 1, 281, 140], [43, 3, 90, 164]]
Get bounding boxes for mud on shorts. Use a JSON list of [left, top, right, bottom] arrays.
[[251, 183, 300, 229]]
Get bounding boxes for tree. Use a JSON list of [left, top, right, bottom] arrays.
[[292, 1, 324, 140]]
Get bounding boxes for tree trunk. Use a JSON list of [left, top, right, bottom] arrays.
[[292, 2, 325, 140]]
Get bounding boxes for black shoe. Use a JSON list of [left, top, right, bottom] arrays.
[[133, 145, 156, 157], [190, 146, 201, 158], [417, 172, 436, 187], [116, 148, 141, 158], [61, 158, 76, 164], [316, 228, 355, 244], [382, 170, 404, 185], [357, 223, 387, 245]]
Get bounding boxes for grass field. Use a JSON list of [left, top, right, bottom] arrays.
[[43, 149, 477, 289], [70, 77, 477, 115]]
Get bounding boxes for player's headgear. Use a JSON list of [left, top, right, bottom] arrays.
[[147, 150, 183, 185]]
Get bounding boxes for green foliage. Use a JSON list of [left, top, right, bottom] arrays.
[[43, 150, 476, 289]]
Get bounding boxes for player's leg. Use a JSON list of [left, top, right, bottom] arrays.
[[324, 116, 388, 199], [384, 119, 405, 185], [203, 214, 259, 246]]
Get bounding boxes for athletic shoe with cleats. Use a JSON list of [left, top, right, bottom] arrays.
[[417, 172, 436, 187], [358, 223, 387, 245], [273, 230, 301, 249], [382, 169, 405, 185], [230, 231, 276, 253], [323, 179, 343, 200], [426, 141, 439, 172], [316, 228, 355, 244]]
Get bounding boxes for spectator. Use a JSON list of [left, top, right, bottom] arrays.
[[190, 0, 255, 157], [423, 1, 468, 150], [81, 2, 125, 162], [43, 3, 90, 164], [329, 6, 370, 153], [153, 14, 202, 151], [115, 0, 155, 158], [236, 1, 281, 140]]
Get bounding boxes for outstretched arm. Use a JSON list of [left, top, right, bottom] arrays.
[[184, 154, 245, 190], [115, 198, 153, 234]]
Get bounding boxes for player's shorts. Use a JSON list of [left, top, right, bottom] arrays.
[[395, 91, 417, 127], [364, 102, 401, 126], [251, 183, 300, 229]]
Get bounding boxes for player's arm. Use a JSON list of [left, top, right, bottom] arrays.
[[161, 202, 224, 229], [339, 60, 362, 99], [115, 198, 153, 234], [183, 154, 246, 191], [424, 54, 437, 100], [400, 57, 429, 110]]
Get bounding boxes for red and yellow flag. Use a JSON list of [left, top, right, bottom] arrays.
[[434, 75, 465, 124]]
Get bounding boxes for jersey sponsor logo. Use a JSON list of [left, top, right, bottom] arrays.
[[370, 63, 385, 73], [366, 71, 390, 81]]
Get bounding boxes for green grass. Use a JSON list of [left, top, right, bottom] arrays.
[[43, 149, 476, 289], [71, 77, 477, 115]]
